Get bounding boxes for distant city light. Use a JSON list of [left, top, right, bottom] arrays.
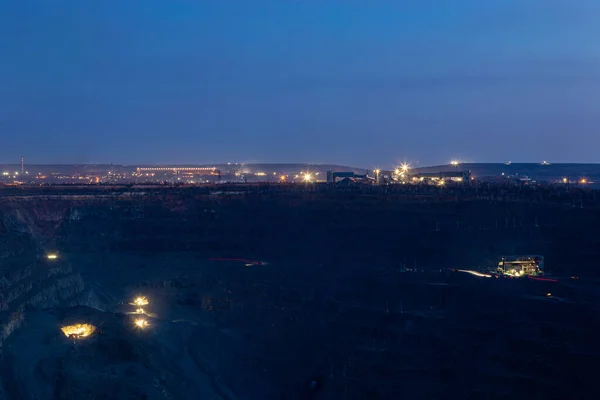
[[303, 173, 313, 182], [580, 178, 587, 184], [46, 253, 58, 260], [450, 160, 459, 166], [562, 177, 568, 183]]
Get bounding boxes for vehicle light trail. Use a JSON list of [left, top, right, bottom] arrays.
[[528, 276, 558, 282], [457, 269, 491, 278], [209, 258, 263, 265]]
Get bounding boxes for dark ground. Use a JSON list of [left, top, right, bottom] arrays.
[[2, 185, 600, 399]]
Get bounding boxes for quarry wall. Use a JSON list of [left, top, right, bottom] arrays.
[[2, 190, 600, 399], [2, 191, 600, 346]]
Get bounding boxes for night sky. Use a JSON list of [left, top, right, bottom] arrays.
[[1, 1, 599, 168]]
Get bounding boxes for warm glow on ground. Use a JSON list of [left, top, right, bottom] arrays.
[[61, 323, 96, 339], [46, 254, 58, 260]]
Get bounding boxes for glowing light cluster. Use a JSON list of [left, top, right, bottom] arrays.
[[130, 296, 151, 329], [132, 297, 149, 307], [46, 253, 58, 260], [135, 318, 149, 329]]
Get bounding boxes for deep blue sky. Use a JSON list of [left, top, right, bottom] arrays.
[[1, 1, 599, 168]]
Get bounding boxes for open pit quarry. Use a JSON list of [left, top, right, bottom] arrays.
[[1, 185, 600, 399]]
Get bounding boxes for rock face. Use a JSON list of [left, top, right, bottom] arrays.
[[0, 200, 87, 353], [1, 188, 600, 399]]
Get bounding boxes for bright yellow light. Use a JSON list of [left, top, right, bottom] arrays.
[[580, 178, 587, 184], [400, 163, 410, 172], [546, 292, 552, 297], [133, 297, 149, 307], [394, 169, 400, 175], [303, 173, 312, 182], [438, 180, 445, 186], [562, 177, 568, 183], [451, 160, 459, 166], [135, 307, 145, 314], [61, 323, 96, 339], [135, 318, 149, 329], [279, 175, 286, 181], [46, 253, 58, 260], [374, 169, 381, 174]]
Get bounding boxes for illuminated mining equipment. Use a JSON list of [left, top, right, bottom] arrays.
[[61, 323, 96, 340], [497, 255, 544, 277]]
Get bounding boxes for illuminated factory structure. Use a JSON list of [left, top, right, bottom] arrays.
[[327, 167, 472, 185], [327, 171, 368, 183], [408, 170, 472, 183], [136, 166, 220, 174], [497, 255, 544, 277], [136, 166, 221, 181]]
